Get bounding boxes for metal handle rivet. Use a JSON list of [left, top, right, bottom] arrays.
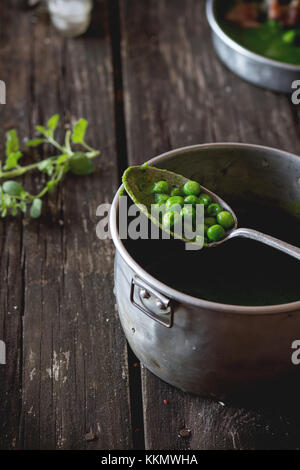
[[140, 288, 150, 299], [131, 278, 174, 328], [156, 299, 166, 310]]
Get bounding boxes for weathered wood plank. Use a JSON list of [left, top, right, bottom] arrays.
[[120, 0, 300, 450], [0, 1, 32, 450], [121, 0, 300, 162], [0, 0, 132, 450]]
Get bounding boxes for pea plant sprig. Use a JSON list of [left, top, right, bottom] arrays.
[[0, 114, 99, 218]]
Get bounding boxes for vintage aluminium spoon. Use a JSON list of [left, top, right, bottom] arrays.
[[122, 165, 300, 260]]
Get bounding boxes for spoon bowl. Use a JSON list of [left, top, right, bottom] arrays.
[[123, 164, 237, 245], [123, 165, 300, 260]]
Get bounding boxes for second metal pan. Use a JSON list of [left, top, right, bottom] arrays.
[[206, 0, 300, 94]]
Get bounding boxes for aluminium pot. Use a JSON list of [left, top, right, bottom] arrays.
[[206, 0, 300, 94], [110, 143, 300, 402]]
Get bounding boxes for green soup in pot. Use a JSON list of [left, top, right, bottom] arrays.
[[124, 201, 300, 307], [221, 19, 300, 66]]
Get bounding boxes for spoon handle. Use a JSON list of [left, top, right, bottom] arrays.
[[229, 228, 300, 261]]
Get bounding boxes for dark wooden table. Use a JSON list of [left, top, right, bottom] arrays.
[[1, 0, 300, 450]]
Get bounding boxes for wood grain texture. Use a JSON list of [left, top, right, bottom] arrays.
[[0, 0, 131, 450], [2, 0, 300, 451], [120, 0, 300, 450], [121, 0, 300, 161]]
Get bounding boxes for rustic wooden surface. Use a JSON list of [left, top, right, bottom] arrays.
[[0, 0, 131, 450], [0, 0, 300, 450]]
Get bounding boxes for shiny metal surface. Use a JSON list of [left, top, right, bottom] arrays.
[[206, 0, 300, 94], [110, 143, 300, 399], [130, 277, 174, 328]]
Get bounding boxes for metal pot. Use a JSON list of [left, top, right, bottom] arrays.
[[110, 144, 300, 401], [206, 0, 300, 94]]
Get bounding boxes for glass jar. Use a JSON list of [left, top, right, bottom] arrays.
[[47, 0, 93, 38]]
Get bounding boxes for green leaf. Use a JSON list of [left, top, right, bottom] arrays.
[[19, 201, 27, 213], [30, 198, 42, 218], [2, 195, 10, 206], [37, 158, 52, 172], [70, 152, 94, 176], [3, 180, 24, 196], [37, 158, 54, 176], [35, 125, 50, 137], [56, 154, 70, 174], [47, 114, 60, 132], [71, 119, 88, 144], [11, 206, 18, 217], [5, 198, 13, 208], [4, 151, 23, 170], [6, 129, 20, 157], [26, 138, 44, 147], [57, 154, 69, 164], [5, 130, 23, 169]]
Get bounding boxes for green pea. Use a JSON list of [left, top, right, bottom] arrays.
[[217, 211, 235, 229], [204, 217, 216, 227], [184, 195, 198, 206], [162, 211, 181, 229], [155, 193, 169, 204], [152, 180, 169, 194], [166, 196, 184, 211], [183, 180, 202, 197], [180, 205, 196, 220], [207, 224, 226, 242], [207, 203, 223, 217], [170, 187, 183, 197], [198, 193, 212, 207]]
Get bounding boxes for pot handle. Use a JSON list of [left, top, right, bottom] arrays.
[[130, 277, 174, 328]]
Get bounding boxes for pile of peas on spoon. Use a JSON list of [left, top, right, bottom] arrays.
[[151, 179, 235, 243]]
